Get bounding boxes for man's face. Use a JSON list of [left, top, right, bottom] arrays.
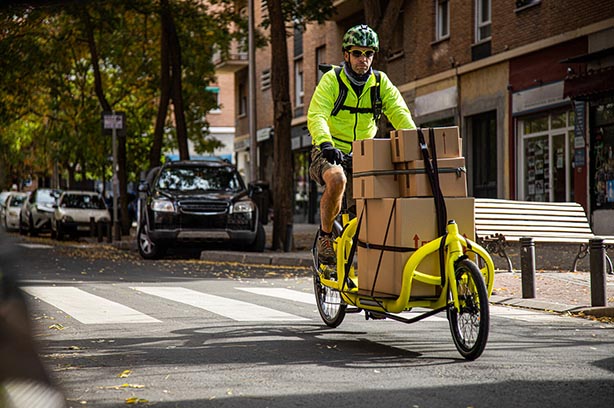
[[344, 46, 375, 75]]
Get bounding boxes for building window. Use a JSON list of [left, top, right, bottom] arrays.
[[515, 0, 541, 12], [435, 0, 449, 41], [238, 82, 247, 117], [316, 46, 326, 83], [294, 58, 304, 108], [519, 110, 575, 202], [475, 0, 491, 43], [205, 86, 221, 114]]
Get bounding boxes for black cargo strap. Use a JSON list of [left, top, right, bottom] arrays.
[[353, 167, 466, 178], [331, 67, 382, 121], [357, 240, 417, 253], [417, 128, 448, 285]]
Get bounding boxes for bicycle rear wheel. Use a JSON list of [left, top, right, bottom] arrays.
[[447, 258, 489, 360]]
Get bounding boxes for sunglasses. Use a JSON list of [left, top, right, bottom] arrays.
[[349, 49, 375, 58]]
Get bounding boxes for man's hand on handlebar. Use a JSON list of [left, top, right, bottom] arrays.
[[319, 142, 343, 165]]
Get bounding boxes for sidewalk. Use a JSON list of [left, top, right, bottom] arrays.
[[116, 223, 614, 319]]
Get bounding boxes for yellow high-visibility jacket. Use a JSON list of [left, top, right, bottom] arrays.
[[307, 66, 416, 154]]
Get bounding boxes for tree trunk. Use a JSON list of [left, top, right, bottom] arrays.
[[267, 0, 294, 251], [167, 2, 189, 160], [150, 0, 172, 168], [81, 4, 130, 235]]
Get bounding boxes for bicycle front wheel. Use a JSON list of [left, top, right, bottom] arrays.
[[313, 272, 347, 327], [447, 258, 490, 360]]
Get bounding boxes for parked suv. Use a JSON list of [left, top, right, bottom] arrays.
[[136, 159, 265, 259], [19, 188, 62, 236]]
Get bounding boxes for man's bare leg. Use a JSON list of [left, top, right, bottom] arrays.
[[320, 165, 346, 234]]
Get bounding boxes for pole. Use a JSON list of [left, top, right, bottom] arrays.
[[248, 0, 257, 182], [112, 112, 120, 241], [589, 238, 606, 307], [520, 237, 536, 299]]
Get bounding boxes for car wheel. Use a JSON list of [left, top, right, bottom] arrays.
[[137, 223, 166, 259], [248, 223, 266, 253], [55, 221, 63, 241], [28, 215, 37, 237]]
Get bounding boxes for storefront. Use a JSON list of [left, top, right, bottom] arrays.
[[290, 123, 317, 224]]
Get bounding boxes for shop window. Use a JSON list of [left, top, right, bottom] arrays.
[[590, 99, 614, 209], [519, 110, 575, 202]]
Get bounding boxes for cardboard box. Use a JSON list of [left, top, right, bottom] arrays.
[[391, 127, 461, 163], [353, 139, 394, 173], [355, 197, 475, 298], [397, 157, 467, 197], [353, 174, 399, 199]]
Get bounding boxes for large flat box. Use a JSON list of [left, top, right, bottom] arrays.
[[397, 157, 467, 197], [355, 197, 475, 298], [353, 139, 394, 173], [353, 174, 399, 199], [391, 127, 461, 163]]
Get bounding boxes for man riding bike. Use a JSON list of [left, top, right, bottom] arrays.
[[307, 24, 417, 265]]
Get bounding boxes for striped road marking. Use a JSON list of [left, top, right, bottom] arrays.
[[133, 287, 309, 322], [236, 287, 316, 305], [22, 286, 160, 324]]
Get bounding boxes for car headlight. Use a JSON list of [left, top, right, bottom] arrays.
[[151, 199, 175, 212], [231, 200, 255, 214]]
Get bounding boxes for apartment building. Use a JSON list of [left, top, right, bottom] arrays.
[[216, 0, 614, 231]]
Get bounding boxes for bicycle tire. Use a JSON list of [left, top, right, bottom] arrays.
[[312, 222, 347, 327], [447, 258, 490, 360]]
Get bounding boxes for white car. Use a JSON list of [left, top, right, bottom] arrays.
[[3, 192, 28, 231], [51, 191, 111, 240]]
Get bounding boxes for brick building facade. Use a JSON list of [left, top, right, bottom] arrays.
[[216, 0, 614, 230]]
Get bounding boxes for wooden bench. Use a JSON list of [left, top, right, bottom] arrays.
[[474, 198, 614, 272]]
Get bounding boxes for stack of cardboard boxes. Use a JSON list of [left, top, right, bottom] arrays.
[[352, 127, 475, 298]]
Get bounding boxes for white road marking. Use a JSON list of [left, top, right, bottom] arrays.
[[18, 243, 53, 249], [132, 287, 309, 322], [490, 305, 564, 322], [236, 287, 316, 305], [22, 286, 160, 324]]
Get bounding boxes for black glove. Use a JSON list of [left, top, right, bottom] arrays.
[[319, 142, 343, 165]]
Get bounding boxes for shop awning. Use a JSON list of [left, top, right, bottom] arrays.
[[563, 66, 614, 100]]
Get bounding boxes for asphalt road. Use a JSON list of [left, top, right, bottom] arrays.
[[2, 233, 614, 408]]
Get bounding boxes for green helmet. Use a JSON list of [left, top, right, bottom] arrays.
[[342, 24, 379, 52]]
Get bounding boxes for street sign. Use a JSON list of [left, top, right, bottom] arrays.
[[103, 114, 124, 130]]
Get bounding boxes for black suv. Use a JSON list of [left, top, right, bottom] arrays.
[[136, 159, 266, 259]]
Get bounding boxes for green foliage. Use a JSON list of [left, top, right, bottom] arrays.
[[0, 0, 231, 189]]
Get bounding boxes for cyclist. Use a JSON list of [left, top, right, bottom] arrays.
[[307, 24, 416, 265]]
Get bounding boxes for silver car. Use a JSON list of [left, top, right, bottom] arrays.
[[3, 192, 28, 231], [51, 191, 111, 240], [19, 188, 61, 235]]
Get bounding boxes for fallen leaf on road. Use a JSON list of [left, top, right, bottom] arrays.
[[49, 323, 65, 330], [118, 370, 132, 378], [125, 397, 148, 404]]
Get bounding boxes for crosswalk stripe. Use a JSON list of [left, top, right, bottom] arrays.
[[22, 287, 160, 324], [132, 287, 309, 322], [490, 305, 564, 322], [236, 287, 316, 305]]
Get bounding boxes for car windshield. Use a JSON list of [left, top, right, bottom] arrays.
[[9, 195, 26, 207], [37, 190, 58, 204], [61, 194, 106, 210], [156, 166, 243, 192]]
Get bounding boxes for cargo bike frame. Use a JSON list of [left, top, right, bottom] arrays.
[[312, 128, 495, 360]]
